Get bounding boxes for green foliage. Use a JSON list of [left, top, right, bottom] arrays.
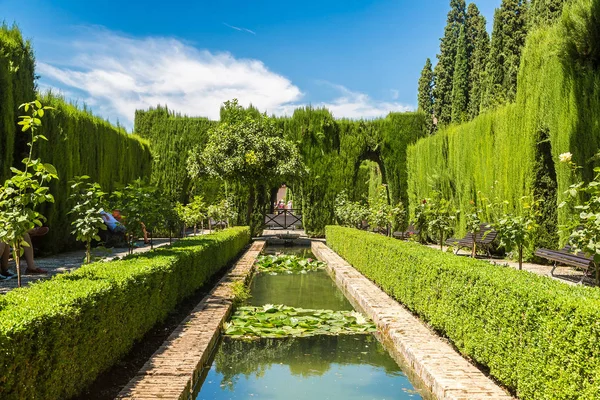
[[560, 151, 600, 281], [224, 305, 376, 339], [68, 176, 107, 264], [433, 0, 467, 125], [481, 0, 528, 109], [0, 24, 36, 183], [135, 105, 217, 203], [189, 99, 305, 236], [326, 226, 600, 399], [176, 195, 207, 232], [425, 192, 458, 249], [491, 196, 540, 269], [451, 25, 469, 124], [408, 0, 600, 249], [465, 3, 489, 119], [254, 254, 325, 275], [231, 280, 251, 306], [334, 191, 369, 229], [0, 227, 250, 400], [110, 179, 154, 251], [0, 100, 57, 286], [417, 58, 434, 132], [530, 0, 571, 27]]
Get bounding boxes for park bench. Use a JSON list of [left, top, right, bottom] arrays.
[[534, 245, 596, 284], [393, 224, 420, 240], [446, 224, 497, 257]]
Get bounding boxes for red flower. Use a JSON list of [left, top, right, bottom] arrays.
[[422, 199, 427, 204]]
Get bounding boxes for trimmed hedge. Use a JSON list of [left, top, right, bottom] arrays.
[[326, 226, 600, 400], [0, 227, 250, 400]]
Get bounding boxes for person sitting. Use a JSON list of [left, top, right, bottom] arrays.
[[110, 209, 149, 244], [0, 227, 50, 280], [100, 209, 126, 233]]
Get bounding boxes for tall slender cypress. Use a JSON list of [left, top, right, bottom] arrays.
[[481, 0, 528, 109], [529, 0, 569, 27], [433, 0, 467, 126], [451, 26, 469, 123], [465, 3, 489, 119], [418, 58, 434, 132]]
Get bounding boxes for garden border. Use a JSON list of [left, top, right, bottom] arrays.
[[116, 240, 265, 400], [311, 240, 513, 400]]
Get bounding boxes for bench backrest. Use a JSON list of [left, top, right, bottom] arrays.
[[475, 224, 497, 244]]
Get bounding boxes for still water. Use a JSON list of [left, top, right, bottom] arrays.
[[195, 247, 425, 400], [197, 335, 422, 400]]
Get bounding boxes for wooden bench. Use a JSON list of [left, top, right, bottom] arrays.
[[534, 245, 596, 284], [393, 224, 420, 240], [446, 224, 497, 257]]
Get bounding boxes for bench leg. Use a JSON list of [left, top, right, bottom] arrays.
[[550, 262, 557, 277]]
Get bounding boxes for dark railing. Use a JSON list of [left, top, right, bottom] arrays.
[[264, 209, 302, 229]]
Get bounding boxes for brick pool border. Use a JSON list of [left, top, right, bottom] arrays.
[[312, 241, 514, 400], [116, 240, 265, 400]]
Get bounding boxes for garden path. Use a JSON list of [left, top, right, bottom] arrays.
[[0, 232, 213, 295], [428, 244, 595, 286]]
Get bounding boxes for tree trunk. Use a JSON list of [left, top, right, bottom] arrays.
[[471, 237, 476, 258], [247, 184, 256, 227], [86, 241, 91, 264], [15, 244, 21, 288], [519, 245, 523, 270], [150, 231, 153, 250]]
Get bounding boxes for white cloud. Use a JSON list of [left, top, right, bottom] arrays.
[[37, 28, 414, 129]]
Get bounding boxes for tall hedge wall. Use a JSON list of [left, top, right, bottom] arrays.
[[0, 227, 250, 400], [407, 0, 600, 249], [134, 106, 216, 203], [32, 93, 152, 253], [0, 26, 152, 254], [134, 105, 426, 237], [327, 226, 600, 399], [0, 24, 35, 182]]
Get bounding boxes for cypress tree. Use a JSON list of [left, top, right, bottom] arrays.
[[451, 26, 469, 123], [529, 0, 569, 27], [465, 3, 489, 119], [433, 0, 467, 126], [481, 0, 528, 109], [417, 58, 434, 132]]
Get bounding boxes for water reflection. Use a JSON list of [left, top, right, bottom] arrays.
[[197, 335, 422, 400]]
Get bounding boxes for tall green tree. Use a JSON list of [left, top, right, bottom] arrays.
[[188, 99, 305, 236], [417, 58, 434, 132], [465, 3, 489, 119], [529, 0, 569, 27], [481, 0, 528, 109], [451, 26, 469, 123], [433, 0, 467, 126]]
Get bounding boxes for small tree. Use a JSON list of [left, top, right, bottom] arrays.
[[68, 176, 107, 264], [413, 199, 430, 243], [464, 202, 483, 257], [111, 179, 159, 253], [368, 185, 392, 235], [0, 101, 57, 287], [426, 192, 458, 251], [491, 196, 539, 270], [334, 192, 369, 229], [559, 151, 600, 283]]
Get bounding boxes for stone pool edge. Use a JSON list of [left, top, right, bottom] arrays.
[[311, 241, 514, 400], [116, 240, 265, 400]]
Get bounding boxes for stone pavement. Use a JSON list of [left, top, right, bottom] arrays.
[[0, 238, 178, 295], [117, 240, 265, 400], [428, 244, 595, 286], [312, 241, 514, 400]]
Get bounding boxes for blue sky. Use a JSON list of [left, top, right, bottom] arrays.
[[1, 0, 500, 128]]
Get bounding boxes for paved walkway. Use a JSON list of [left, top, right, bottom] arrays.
[[0, 237, 196, 295], [428, 244, 596, 286]]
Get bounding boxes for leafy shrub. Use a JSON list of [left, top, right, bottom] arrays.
[[0, 227, 250, 400], [326, 226, 600, 400]]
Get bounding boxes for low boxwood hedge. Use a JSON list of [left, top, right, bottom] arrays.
[[0, 227, 250, 399], [326, 226, 600, 400]]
